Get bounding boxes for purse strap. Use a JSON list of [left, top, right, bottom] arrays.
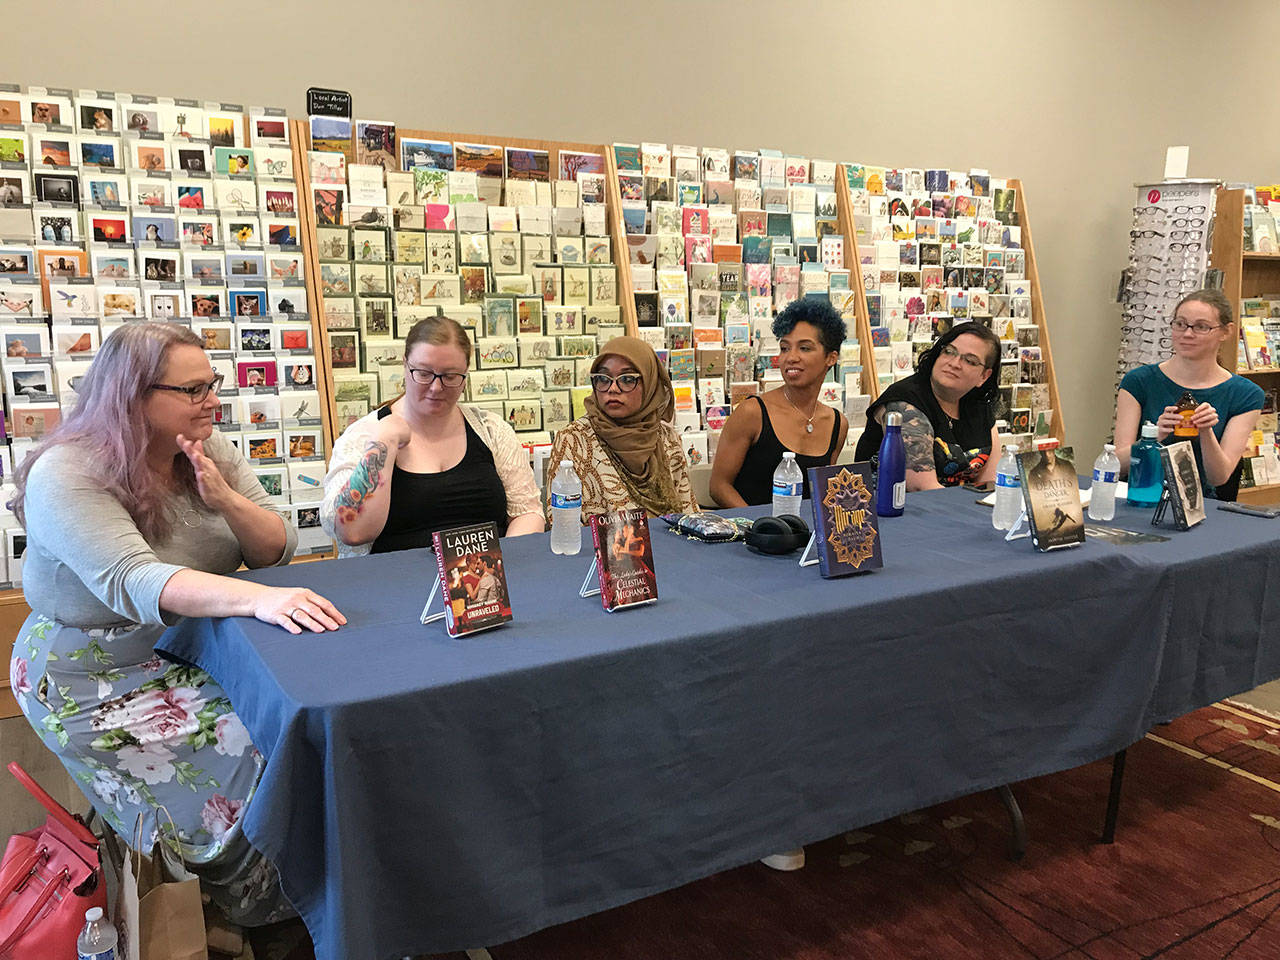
[[6, 763, 98, 848], [0, 846, 48, 901], [0, 864, 70, 956]]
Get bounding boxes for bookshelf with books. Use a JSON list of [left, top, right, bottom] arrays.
[[1208, 186, 1280, 503]]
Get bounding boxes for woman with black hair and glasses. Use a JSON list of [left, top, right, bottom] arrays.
[[545, 335, 699, 521], [1114, 288, 1262, 501], [321, 316, 543, 556], [855, 321, 1003, 490]]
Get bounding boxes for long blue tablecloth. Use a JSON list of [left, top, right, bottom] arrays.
[[157, 489, 1280, 959]]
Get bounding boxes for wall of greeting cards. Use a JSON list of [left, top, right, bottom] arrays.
[[606, 142, 868, 467], [840, 166, 1064, 444], [296, 117, 625, 461], [0, 82, 337, 591]]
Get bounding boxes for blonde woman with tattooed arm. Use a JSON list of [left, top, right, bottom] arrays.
[[321, 316, 543, 556]]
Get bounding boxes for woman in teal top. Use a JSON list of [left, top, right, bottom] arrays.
[[1115, 289, 1263, 501]]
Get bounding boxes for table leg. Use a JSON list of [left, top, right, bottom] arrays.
[[995, 784, 1026, 861], [1101, 748, 1127, 844]]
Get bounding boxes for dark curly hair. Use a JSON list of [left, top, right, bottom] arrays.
[[772, 297, 847, 354], [914, 321, 1003, 405]]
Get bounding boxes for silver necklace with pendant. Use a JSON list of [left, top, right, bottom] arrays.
[[783, 387, 818, 433]]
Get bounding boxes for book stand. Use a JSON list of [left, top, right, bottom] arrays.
[[798, 532, 819, 567], [579, 557, 600, 598], [419, 579, 445, 625], [1150, 489, 1172, 527], [1005, 509, 1031, 542]]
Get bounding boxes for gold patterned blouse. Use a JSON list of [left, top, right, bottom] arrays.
[[545, 417, 700, 523]]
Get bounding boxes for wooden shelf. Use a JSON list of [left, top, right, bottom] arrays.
[[1243, 252, 1280, 260], [1241, 366, 1280, 376], [1238, 482, 1280, 506]]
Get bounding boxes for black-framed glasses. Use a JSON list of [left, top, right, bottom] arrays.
[[1171, 319, 1223, 334], [1173, 204, 1206, 214], [1169, 241, 1201, 252], [590, 372, 643, 393], [407, 366, 467, 388], [150, 374, 224, 402], [939, 343, 987, 369], [1130, 229, 1164, 239]]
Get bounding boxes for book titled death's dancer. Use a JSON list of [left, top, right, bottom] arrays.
[[431, 521, 512, 637], [589, 508, 658, 612], [807, 463, 882, 577], [1016, 446, 1085, 551]]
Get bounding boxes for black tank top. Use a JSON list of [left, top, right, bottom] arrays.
[[732, 395, 842, 506], [370, 408, 509, 554]]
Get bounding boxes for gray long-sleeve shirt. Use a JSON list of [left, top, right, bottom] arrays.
[[22, 430, 297, 629]]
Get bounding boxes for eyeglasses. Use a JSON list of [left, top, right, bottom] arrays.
[[1168, 241, 1201, 252], [1173, 205, 1206, 214], [1171, 319, 1222, 334], [940, 343, 987, 369], [150, 374, 224, 403], [590, 372, 643, 393], [407, 366, 467, 387], [1130, 230, 1164, 239], [1170, 217, 1205, 228]]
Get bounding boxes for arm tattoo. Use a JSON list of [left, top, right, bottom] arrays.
[[335, 440, 388, 521], [883, 402, 936, 472]]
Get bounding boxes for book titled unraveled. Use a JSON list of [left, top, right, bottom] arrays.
[[430, 521, 513, 636]]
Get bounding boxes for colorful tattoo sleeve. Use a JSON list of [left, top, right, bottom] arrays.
[[334, 440, 388, 522], [882, 402, 936, 473]]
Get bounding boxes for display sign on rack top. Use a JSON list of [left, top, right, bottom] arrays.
[[307, 87, 351, 119]]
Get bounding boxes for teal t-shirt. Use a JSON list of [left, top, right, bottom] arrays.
[[1119, 363, 1264, 500]]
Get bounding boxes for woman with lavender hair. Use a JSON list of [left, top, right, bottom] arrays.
[[7, 322, 345, 924]]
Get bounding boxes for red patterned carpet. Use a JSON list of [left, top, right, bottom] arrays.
[[262, 702, 1280, 960]]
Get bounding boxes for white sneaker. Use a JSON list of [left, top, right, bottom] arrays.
[[760, 847, 805, 871]]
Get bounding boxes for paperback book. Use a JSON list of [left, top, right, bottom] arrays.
[[589, 508, 658, 613], [1158, 440, 1206, 530], [1016, 446, 1085, 551], [430, 521, 513, 636], [806, 463, 882, 577]]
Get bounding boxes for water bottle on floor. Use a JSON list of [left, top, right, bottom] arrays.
[[1088, 444, 1120, 521], [1127, 422, 1164, 508], [549, 460, 583, 555], [77, 906, 117, 960], [992, 445, 1022, 530], [772, 451, 803, 516]]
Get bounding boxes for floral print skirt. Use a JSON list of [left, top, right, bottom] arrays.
[[9, 612, 294, 926]]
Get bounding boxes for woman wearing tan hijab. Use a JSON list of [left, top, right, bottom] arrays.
[[545, 336, 699, 521]]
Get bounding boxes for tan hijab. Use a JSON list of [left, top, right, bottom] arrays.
[[586, 336, 681, 515]]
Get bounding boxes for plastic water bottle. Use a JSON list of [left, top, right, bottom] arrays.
[[876, 411, 906, 517], [77, 906, 117, 960], [1127, 422, 1164, 508], [992, 445, 1022, 529], [1089, 443, 1121, 521], [549, 460, 583, 555], [771, 451, 804, 516]]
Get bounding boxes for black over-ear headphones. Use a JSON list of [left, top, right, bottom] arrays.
[[745, 514, 810, 555]]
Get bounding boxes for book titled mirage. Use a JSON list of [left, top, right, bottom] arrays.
[[807, 463, 882, 577]]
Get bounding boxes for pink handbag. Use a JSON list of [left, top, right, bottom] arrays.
[[0, 762, 106, 960]]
